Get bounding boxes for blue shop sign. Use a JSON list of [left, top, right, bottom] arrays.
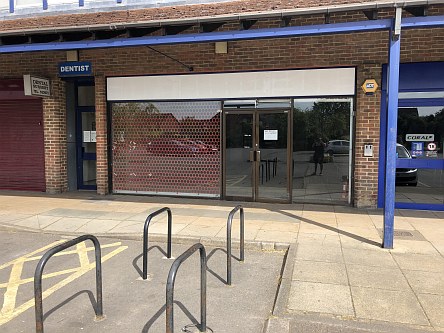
[[58, 62, 92, 77]]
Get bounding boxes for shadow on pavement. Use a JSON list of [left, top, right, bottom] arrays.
[[133, 246, 169, 278], [274, 210, 381, 247], [43, 289, 97, 321], [141, 301, 199, 333]]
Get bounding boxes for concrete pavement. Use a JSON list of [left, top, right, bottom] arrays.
[[0, 190, 443, 332]]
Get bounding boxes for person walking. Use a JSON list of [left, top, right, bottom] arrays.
[[311, 137, 326, 175]]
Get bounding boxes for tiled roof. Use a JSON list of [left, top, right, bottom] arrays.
[[1, 0, 393, 32]]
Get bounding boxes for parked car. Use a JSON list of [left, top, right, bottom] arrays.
[[396, 143, 418, 186], [326, 140, 350, 156]]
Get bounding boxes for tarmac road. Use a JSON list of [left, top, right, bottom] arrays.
[[0, 230, 285, 333]]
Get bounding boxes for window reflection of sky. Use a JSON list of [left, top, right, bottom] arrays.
[[400, 106, 444, 117], [293, 99, 351, 111]]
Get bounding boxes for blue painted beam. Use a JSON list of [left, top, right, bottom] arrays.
[[396, 202, 444, 211], [402, 15, 444, 29], [0, 19, 392, 54], [383, 23, 401, 250], [397, 159, 444, 169], [43, 0, 48, 10], [9, 0, 14, 13], [117, 0, 122, 3], [79, 0, 84, 7]]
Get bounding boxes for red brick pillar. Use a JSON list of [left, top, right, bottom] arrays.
[[95, 75, 109, 195], [354, 64, 382, 208], [43, 78, 67, 193]]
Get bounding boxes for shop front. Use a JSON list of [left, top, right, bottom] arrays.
[[107, 68, 355, 204], [379, 62, 444, 211], [0, 79, 45, 191]]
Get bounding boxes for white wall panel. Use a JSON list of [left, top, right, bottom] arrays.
[[107, 68, 355, 101]]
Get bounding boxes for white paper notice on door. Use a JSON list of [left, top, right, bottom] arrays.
[[90, 131, 97, 142], [83, 131, 91, 142], [264, 129, 278, 140]]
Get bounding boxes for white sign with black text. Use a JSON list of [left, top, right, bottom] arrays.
[[23, 75, 51, 97], [405, 134, 434, 142], [264, 130, 278, 141]]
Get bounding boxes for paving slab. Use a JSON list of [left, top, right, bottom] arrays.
[[292, 260, 348, 285], [346, 264, 411, 291], [392, 253, 444, 272], [43, 217, 92, 232], [342, 248, 397, 268], [351, 286, 429, 326], [9, 215, 62, 229], [417, 294, 444, 329], [404, 270, 444, 295], [41, 208, 108, 219], [287, 281, 354, 316], [295, 244, 343, 263], [76, 219, 123, 234]]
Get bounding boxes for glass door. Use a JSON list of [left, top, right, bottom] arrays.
[[257, 111, 290, 201], [224, 110, 290, 202], [224, 112, 254, 200], [76, 83, 96, 190]]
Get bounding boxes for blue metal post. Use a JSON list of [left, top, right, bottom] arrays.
[[9, 0, 14, 13], [43, 0, 48, 10], [383, 17, 401, 249], [79, 0, 84, 7]]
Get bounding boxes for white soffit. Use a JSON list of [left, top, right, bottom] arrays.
[[107, 68, 355, 101]]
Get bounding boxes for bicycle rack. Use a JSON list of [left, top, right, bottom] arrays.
[[226, 205, 245, 285], [34, 234, 103, 333], [166, 243, 207, 333], [143, 207, 172, 280]]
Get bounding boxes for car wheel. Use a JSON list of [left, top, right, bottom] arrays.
[[411, 182, 417, 187], [327, 150, 334, 156]]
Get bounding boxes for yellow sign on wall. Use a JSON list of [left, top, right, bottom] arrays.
[[361, 79, 379, 94]]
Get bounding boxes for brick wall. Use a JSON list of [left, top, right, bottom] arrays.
[[43, 77, 67, 193], [1, 10, 444, 206], [95, 75, 108, 195]]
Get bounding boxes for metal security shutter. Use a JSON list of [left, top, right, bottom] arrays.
[[0, 99, 45, 191]]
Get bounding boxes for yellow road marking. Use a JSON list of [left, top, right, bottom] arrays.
[[1, 260, 24, 315], [0, 267, 78, 289], [0, 240, 65, 270], [76, 241, 90, 268], [15, 242, 124, 263], [0, 241, 128, 326]]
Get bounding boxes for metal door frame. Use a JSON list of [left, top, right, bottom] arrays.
[[222, 108, 292, 203]]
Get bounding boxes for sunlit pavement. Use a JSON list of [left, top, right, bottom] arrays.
[[0, 191, 443, 332]]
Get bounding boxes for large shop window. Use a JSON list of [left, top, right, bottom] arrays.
[[379, 63, 444, 210], [395, 105, 444, 206], [111, 101, 221, 196], [292, 99, 353, 205]]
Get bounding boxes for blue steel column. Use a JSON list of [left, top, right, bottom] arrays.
[[9, 0, 14, 13], [383, 16, 401, 249]]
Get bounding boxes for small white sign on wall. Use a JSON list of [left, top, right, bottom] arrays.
[[83, 131, 91, 143], [90, 131, 97, 143], [264, 130, 278, 141], [23, 75, 51, 97]]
